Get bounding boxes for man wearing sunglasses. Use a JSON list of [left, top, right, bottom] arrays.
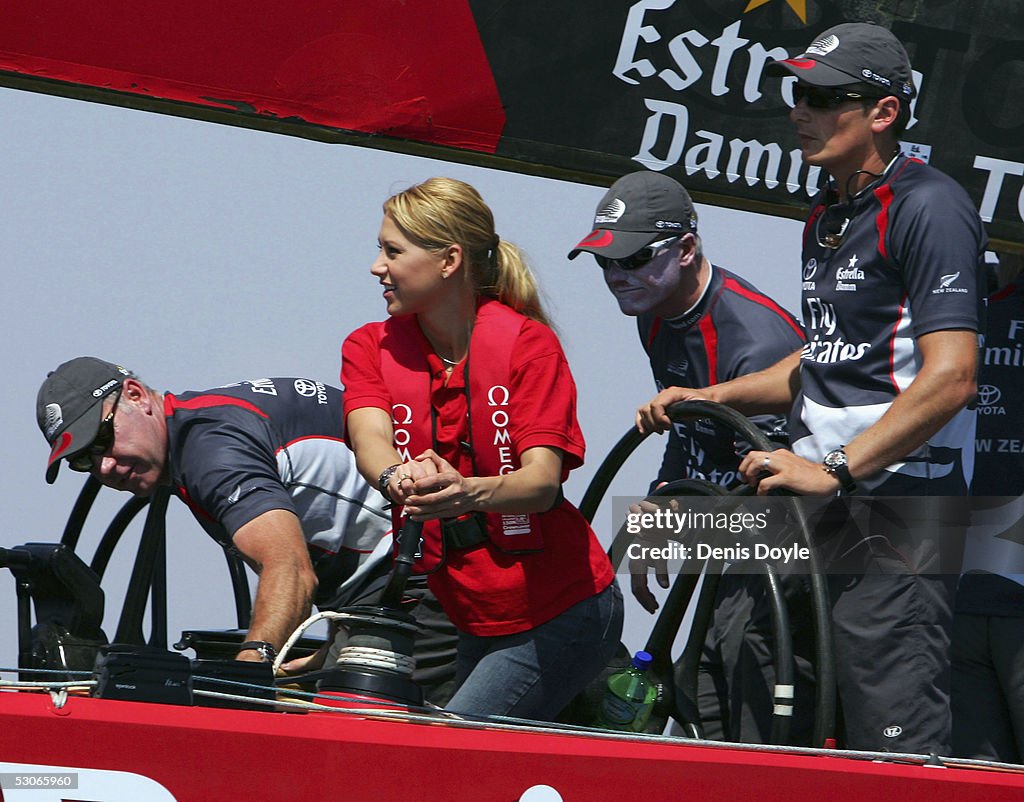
[[638, 23, 986, 755], [36, 357, 457, 702], [569, 170, 814, 745]]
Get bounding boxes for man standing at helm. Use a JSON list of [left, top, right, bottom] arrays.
[[638, 23, 986, 754]]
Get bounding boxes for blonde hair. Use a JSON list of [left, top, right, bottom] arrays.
[[383, 177, 550, 326]]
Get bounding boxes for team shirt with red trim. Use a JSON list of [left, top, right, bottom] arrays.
[[791, 155, 987, 493], [164, 378, 391, 609], [639, 265, 805, 489]]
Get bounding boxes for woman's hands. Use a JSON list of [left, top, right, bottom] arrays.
[[387, 449, 479, 520], [386, 446, 564, 520]]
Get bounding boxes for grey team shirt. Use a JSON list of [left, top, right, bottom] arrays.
[[164, 378, 391, 608], [791, 155, 987, 493], [638, 265, 805, 488]]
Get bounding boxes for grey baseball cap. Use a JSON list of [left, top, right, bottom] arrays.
[[768, 22, 916, 101], [568, 171, 698, 261], [37, 356, 133, 483]]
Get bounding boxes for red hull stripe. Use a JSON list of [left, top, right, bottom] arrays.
[[7, 679, 1023, 798]]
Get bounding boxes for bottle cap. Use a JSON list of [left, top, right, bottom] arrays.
[[631, 650, 653, 670]]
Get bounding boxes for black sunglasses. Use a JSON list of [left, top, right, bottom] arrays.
[[594, 236, 680, 271], [793, 84, 882, 110], [67, 386, 122, 472]]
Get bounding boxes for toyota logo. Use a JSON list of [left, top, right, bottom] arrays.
[[978, 385, 1001, 406], [803, 259, 817, 280], [294, 379, 318, 397]]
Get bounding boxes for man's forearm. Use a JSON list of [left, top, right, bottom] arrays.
[[245, 563, 316, 651], [710, 348, 803, 415], [230, 508, 318, 661], [844, 330, 977, 482]]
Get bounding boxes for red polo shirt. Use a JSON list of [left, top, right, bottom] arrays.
[[342, 308, 614, 635]]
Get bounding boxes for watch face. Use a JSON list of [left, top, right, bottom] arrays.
[[824, 449, 848, 469]]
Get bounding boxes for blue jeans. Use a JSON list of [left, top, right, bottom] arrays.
[[445, 581, 624, 721]]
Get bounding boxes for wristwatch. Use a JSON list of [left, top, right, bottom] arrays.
[[237, 641, 277, 662], [822, 448, 857, 494], [378, 463, 402, 504]]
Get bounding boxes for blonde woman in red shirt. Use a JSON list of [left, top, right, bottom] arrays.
[[341, 177, 622, 720]]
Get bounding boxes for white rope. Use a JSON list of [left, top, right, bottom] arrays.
[[274, 610, 337, 673], [334, 646, 415, 675], [273, 609, 419, 674]]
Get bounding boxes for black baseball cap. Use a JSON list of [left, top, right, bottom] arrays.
[[37, 357, 133, 483], [768, 22, 916, 101], [568, 171, 698, 261]]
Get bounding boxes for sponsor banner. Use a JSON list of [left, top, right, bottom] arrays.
[[0, 1, 1020, 246], [472, 0, 1023, 248]]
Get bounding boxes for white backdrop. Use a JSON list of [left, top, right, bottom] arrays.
[[0, 87, 803, 668]]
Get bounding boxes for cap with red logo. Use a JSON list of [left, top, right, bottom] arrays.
[[568, 171, 698, 261], [768, 22, 916, 101], [37, 356, 133, 483]]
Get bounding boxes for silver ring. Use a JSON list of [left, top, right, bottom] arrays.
[[400, 475, 414, 484], [763, 456, 771, 469]]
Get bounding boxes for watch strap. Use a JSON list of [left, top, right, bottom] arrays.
[[237, 640, 277, 661], [823, 450, 858, 494], [378, 463, 402, 504]]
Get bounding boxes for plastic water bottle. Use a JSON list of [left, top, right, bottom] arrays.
[[594, 650, 658, 732]]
